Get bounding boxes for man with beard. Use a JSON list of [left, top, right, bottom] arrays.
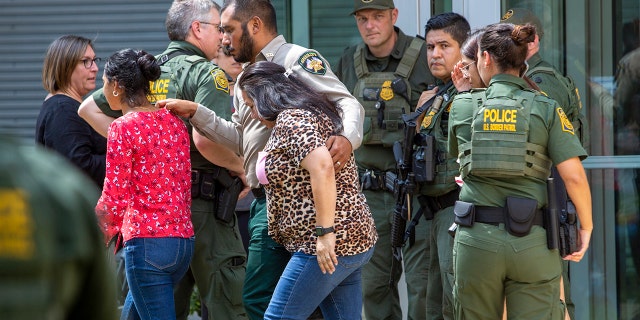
[[157, 1, 364, 318]]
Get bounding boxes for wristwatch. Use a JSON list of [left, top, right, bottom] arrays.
[[315, 226, 335, 236]]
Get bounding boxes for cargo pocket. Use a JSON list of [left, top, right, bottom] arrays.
[[216, 261, 246, 306]]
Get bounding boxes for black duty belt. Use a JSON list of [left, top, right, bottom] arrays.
[[426, 188, 460, 212], [474, 206, 544, 226], [252, 187, 265, 199]]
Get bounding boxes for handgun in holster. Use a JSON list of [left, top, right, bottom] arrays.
[[211, 167, 244, 223], [412, 133, 436, 183], [559, 200, 582, 257]]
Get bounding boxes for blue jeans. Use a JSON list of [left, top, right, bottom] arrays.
[[121, 237, 194, 320], [264, 247, 375, 320]]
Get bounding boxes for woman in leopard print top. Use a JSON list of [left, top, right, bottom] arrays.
[[239, 61, 377, 320]]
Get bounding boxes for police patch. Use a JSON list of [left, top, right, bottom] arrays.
[[556, 107, 575, 134], [298, 51, 326, 75], [211, 68, 229, 94]]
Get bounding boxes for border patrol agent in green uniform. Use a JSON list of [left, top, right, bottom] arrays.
[[158, 1, 365, 318], [501, 9, 589, 319], [448, 22, 592, 319], [418, 12, 469, 320], [0, 137, 117, 320], [79, 2, 248, 319], [334, 1, 435, 318]]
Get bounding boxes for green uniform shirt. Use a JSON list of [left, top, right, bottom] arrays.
[[92, 41, 231, 171], [190, 35, 365, 188], [334, 27, 434, 171], [527, 53, 575, 119], [449, 74, 587, 208], [0, 138, 116, 320], [417, 81, 460, 196]]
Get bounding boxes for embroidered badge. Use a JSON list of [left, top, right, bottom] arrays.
[[0, 189, 34, 259], [298, 51, 326, 75], [211, 68, 229, 94], [380, 80, 394, 101], [501, 9, 514, 21], [422, 110, 436, 129], [557, 107, 575, 134]]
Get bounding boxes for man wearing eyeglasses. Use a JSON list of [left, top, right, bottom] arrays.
[[78, 1, 248, 320], [156, 0, 364, 318], [333, 1, 435, 319]]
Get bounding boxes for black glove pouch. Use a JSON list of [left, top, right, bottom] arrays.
[[505, 196, 538, 237], [453, 200, 475, 227]]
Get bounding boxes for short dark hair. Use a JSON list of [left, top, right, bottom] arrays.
[[222, 0, 277, 34], [425, 12, 471, 47]]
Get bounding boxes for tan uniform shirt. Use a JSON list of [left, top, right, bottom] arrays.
[[190, 35, 364, 187]]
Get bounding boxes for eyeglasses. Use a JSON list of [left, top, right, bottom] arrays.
[[460, 60, 475, 78], [199, 21, 224, 33], [80, 57, 101, 69]]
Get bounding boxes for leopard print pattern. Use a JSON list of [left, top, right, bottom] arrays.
[[262, 109, 377, 256]]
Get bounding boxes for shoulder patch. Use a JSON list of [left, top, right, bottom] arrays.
[[210, 68, 229, 94], [298, 51, 326, 75], [556, 107, 575, 134], [0, 189, 34, 260]]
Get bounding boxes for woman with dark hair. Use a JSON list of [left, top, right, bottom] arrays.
[[36, 35, 106, 189], [238, 60, 377, 320], [95, 48, 194, 320], [160, 60, 377, 319], [448, 23, 592, 319]]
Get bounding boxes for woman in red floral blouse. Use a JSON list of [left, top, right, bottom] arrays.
[[95, 48, 193, 320]]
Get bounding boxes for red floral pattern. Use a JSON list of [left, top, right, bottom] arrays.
[[96, 109, 193, 244]]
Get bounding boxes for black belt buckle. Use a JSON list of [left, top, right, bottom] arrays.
[[251, 187, 265, 198]]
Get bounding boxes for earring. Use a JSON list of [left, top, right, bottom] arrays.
[[112, 90, 119, 97]]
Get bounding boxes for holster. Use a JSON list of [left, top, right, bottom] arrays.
[[412, 133, 436, 183], [210, 168, 243, 223], [559, 200, 582, 257], [192, 168, 243, 223], [505, 196, 538, 237], [360, 169, 391, 192]]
